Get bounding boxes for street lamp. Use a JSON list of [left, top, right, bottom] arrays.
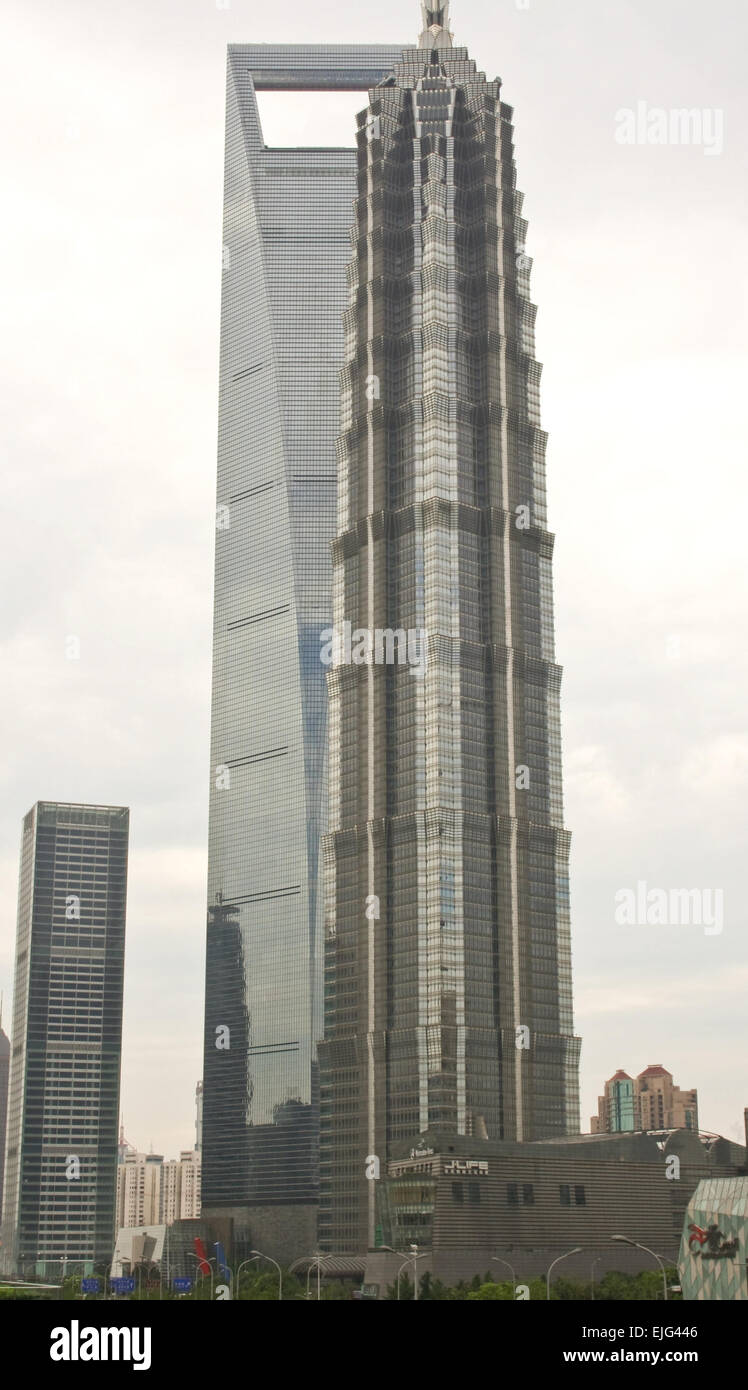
[[188, 1252, 215, 1301], [590, 1257, 602, 1301], [289, 1252, 327, 1300], [236, 1257, 258, 1299], [396, 1260, 411, 1301], [137, 1261, 161, 1302], [65, 1263, 87, 1297], [308, 1254, 324, 1301], [546, 1247, 583, 1300], [378, 1243, 426, 1300], [491, 1255, 516, 1295], [611, 1235, 668, 1302], [213, 1244, 234, 1299], [249, 1249, 282, 1301], [59, 1258, 86, 1299]]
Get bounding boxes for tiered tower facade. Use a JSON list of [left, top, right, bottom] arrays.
[[319, 4, 580, 1252]]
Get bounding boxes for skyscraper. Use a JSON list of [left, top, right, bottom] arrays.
[[202, 39, 405, 1258], [0, 1014, 9, 1228], [591, 1070, 636, 1133], [318, 5, 581, 1252], [590, 1064, 699, 1134], [195, 1079, 203, 1152], [2, 802, 128, 1276], [117, 1150, 163, 1230]]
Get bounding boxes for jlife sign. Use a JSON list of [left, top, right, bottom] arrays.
[[443, 1160, 488, 1177]]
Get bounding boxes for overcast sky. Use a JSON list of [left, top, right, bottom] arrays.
[[1, 0, 746, 1158]]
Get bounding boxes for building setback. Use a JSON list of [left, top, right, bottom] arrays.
[[318, 4, 580, 1254], [1, 802, 128, 1276]]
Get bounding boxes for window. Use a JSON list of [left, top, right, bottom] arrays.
[[574, 1185, 586, 1206], [508, 1182, 534, 1205], [559, 1184, 571, 1206], [451, 1182, 463, 1203], [468, 1183, 481, 1205]]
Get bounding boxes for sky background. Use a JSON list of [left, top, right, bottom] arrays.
[[1, 0, 746, 1157]]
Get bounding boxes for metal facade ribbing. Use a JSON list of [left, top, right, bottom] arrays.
[[319, 36, 580, 1254]]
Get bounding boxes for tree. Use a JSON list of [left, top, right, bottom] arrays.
[[384, 1273, 414, 1300], [467, 1281, 514, 1300]]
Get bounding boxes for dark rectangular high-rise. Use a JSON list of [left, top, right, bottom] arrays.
[[1, 802, 128, 1277], [318, 4, 581, 1253]]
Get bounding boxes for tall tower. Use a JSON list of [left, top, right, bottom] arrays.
[[319, 6, 581, 1252], [2, 802, 128, 1276], [201, 41, 406, 1262], [0, 1006, 9, 1228]]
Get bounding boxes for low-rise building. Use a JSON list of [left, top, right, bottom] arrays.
[[363, 1128, 746, 1291]]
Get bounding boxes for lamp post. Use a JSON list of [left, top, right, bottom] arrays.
[[546, 1247, 583, 1300], [60, 1257, 86, 1299], [189, 1252, 215, 1301], [491, 1255, 516, 1295], [309, 1253, 323, 1301], [65, 1263, 87, 1298], [395, 1260, 411, 1301], [249, 1249, 282, 1301], [213, 1244, 234, 1299], [289, 1252, 326, 1300], [137, 1260, 160, 1301], [236, 1257, 258, 1299], [590, 1257, 602, 1301], [611, 1235, 668, 1301], [378, 1243, 425, 1300]]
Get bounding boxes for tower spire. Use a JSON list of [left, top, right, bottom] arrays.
[[419, 2, 453, 48]]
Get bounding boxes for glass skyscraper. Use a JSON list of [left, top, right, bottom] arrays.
[[2, 802, 128, 1276], [0, 1019, 9, 1228], [203, 10, 580, 1260], [201, 42, 406, 1257], [318, 5, 581, 1252]]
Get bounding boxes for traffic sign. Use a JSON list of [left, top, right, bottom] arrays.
[[110, 1277, 135, 1294], [81, 1278, 101, 1294], [173, 1277, 193, 1293]]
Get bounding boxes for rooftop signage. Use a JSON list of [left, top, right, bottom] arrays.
[[443, 1159, 488, 1177]]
